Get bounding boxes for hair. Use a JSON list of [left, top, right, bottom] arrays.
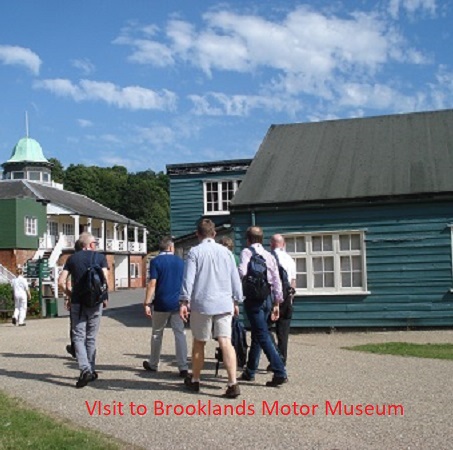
[[78, 232, 95, 249], [159, 236, 174, 252], [197, 218, 216, 238], [74, 239, 84, 252], [270, 234, 285, 248], [16, 267, 23, 276], [219, 236, 234, 251], [246, 226, 264, 244]]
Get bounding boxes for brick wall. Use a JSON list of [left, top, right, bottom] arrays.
[[0, 249, 36, 274]]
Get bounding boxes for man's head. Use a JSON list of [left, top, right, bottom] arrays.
[[74, 239, 83, 252], [197, 218, 216, 240], [78, 232, 96, 250], [219, 236, 234, 251], [159, 236, 174, 252], [270, 234, 285, 250], [16, 267, 23, 276], [246, 226, 264, 245]]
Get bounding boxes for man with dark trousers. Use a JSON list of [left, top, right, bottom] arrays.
[[269, 233, 296, 366]]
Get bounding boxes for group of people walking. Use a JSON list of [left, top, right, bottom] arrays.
[[144, 219, 296, 399], [56, 220, 296, 396]]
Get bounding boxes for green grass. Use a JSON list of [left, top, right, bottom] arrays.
[[0, 390, 124, 450], [343, 342, 453, 360]]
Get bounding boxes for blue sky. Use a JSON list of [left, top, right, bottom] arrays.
[[0, 0, 452, 172]]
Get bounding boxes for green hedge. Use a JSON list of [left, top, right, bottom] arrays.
[[0, 283, 41, 317]]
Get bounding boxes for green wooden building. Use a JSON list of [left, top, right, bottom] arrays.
[[230, 109, 453, 328], [167, 159, 251, 256]]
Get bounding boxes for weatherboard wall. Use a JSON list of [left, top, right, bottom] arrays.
[[170, 170, 247, 238], [232, 199, 453, 328]]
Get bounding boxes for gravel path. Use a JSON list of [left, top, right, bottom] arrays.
[[1, 290, 452, 450]]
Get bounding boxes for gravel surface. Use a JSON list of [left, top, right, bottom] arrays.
[[1, 290, 452, 450]]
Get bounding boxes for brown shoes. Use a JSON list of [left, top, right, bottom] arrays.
[[224, 383, 241, 398]]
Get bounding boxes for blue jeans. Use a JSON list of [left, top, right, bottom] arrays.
[[70, 303, 103, 373], [244, 296, 287, 378]]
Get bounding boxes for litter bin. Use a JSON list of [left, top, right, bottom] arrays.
[[45, 298, 58, 318]]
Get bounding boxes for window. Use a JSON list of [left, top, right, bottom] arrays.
[[204, 180, 241, 215], [12, 171, 25, 180], [47, 221, 58, 236], [284, 231, 367, 294], [28, 171, 41, 181], [130, 263, 140, 278], [25, 216, 37, 236], [62, 223, 74, 236], [43, 173, 50, 182]]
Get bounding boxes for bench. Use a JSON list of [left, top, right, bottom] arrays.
[[0, 296, 14, 320]]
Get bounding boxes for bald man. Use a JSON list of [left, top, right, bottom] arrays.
[[269, 234, 296, 366]]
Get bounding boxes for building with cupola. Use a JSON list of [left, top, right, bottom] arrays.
[[0, 135, 148, 291]]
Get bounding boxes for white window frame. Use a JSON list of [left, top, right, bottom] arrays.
[[203, 179, 241, 215], [130, 263, 140, 279], [283, 230, 368, 295], [25, 216, 38, 236], [62, 223, 75, 236]]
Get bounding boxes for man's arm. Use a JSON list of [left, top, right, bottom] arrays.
[[102, 267, 109, 308], [229, 253, 243, 316], [58, 269, 71, 311], [144, 279, 156, 318], [179, 251, 196, 322], [238, 248, 251, 279]]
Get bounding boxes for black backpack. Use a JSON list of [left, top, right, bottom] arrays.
[[77, 252, 108, 308], [242, 247, 270, 303], [272, 250, 292, 297], [215, 317, 248, 376]]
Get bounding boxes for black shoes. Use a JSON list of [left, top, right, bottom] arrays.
[[66, 345, 76, 358], [179, 369, 189, 378], [143, 361, 157, 372], [224, 384, 241, 398], [12, 318, 16, 326], [76, 370, 95, 389], [183, 376, 200, 392], [239, 371, 255, 382], [266, 376, 288, 387]]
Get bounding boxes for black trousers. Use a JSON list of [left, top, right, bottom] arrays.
[[268, 296, 293, 365]]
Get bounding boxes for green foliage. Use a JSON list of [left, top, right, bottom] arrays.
[[0, 284, 41, 317], [48, 157, 65, 183], [344, 342, 453, 360], [0, 391, 122, 450], [0, 283, 13, 310]]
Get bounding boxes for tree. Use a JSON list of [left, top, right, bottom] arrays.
[[48, 157, 65, 183]]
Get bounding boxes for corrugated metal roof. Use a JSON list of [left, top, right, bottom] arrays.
[[231, 109, 453, 208], [0, 180, 144, 227]]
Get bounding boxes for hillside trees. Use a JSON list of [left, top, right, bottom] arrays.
[[50, 159, 169, 250]]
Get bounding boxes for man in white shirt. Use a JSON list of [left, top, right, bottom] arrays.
[[11, 268, 31, 326], [269, 234, 296, 366]]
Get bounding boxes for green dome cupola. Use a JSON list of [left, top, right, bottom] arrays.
[[2, 136, 53, 184]]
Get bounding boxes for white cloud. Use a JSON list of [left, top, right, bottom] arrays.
[[77, 119, 93, 128], [34, 78, 177, 111], [0, 45, 41, 74], [188, 92, 301, 117], [116, 6, 428, 100], [388, 0, 437, 19], [71, 58, 95, 75]]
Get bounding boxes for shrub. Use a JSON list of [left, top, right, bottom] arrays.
[[0, 283, 41, 317]]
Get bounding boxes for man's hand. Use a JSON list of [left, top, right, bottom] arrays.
[[144, 303, 152, 319], [270, 304, 280, 321], [179, 303, 189, 322], [64, 298, 71, 311], [233, 304, 239, 317], [103, 299, 109, 309]]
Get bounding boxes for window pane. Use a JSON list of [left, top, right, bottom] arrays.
[[296, 274, 307, 288], [13, 172, 25, 179], [314, 273, 323, 288], [352, 272, 362, 287], [339, 235, 350, 251], [324, 257, 334, 271], [296, 258, 306, 272], [313, 257, 322, 271], [29, 171, 41, 181], [286, 238, 295, 253], [351, 234, 361, 250], [324, 272, 334, 287], [312, 236, 322, 252], [352, 256, 361, 270], [296, 237, 306, 252], [342, 273, 352, 287], [341, 256, 351, 271], [323, 235, 333, 251]]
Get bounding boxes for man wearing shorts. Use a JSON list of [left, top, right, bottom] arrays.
[[179, 219, 243, 398]]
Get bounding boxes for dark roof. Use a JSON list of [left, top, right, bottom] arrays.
[[0, 180, 144, 227], [167, 159, 252, 176], [231, 109, 453, 208]]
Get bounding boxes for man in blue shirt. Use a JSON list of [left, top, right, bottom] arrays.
[[179, 219, 243, 398], [143, 237, 188, 377]]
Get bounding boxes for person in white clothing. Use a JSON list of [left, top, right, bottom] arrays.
[[11, 268, 31, 326]]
